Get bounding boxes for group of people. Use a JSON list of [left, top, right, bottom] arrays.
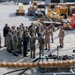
[[3, 23, 65, 58]]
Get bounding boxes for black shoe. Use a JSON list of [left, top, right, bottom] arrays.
[[8, 50, 12, 53], [4, 45, 7, 47], [17, 51, 22, 54], [30, 56, 32, 58], [0, 46, 2, 48], [7, 49, 12, 53], [25, 56, 28, 57], [59, 45, 61, 47], [48, 49, 50, 51], [23, 55, 28, 57], [13, 53, 18, 56], [26, 52, 28, 54], [33, 57, 36, 58], [27, 49, 30, 52], [61, 46, 63, 48], [45, 48, 47, 50], [7, 49, 9, 51], [52, 41, 54, 43]]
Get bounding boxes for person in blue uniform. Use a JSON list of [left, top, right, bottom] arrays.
[[23, 32, 29, 57]]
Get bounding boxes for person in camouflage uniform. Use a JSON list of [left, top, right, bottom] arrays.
[[30, 33, 37, 58], [29, 24, 36, 36], [23, 26, 29, 35], [17, 27, 22, 54], [7, 29, 12, 53], [11, 26, 16, 34], [20, 23, 25, 31], [12, 31, 18, 56], [38, 33, 45, 57]]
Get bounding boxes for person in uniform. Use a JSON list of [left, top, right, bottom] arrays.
[[3, 24, 10, 47], [28, 23, 33, 30], [30, 33, 37, 58], [27, 32, 31, 52], [44, 27, 50, 51], [38, 33, 45, 57], [17, 27, 22, 54], [23, 32, 29, 57], [22, 26, 29, 39], [23, 27, 30, 52], [58, 26, 65, 48], [20, 23, 25, 31], [0, 33, 2, 48], [29, 24, 36, 36], [24, 26, 29, 33], [12, 31, 18, 56], [36, 24, 43, 38], [11, 26, 16, 34], [7, 29, 12, 53], [49, 24, 55, 43]]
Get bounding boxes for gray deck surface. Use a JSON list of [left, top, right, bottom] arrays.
[[0, 1, 75, 75]]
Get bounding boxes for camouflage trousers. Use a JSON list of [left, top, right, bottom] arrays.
[[30, 46, 35, 58], [13, 43, 17, 53], [17, 39, 22, 52], [7, 40, 12, 51], [39, 45, 44, 57]]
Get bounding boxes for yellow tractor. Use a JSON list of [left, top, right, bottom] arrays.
[[28, 0, 45, 16], [47, 3, 68, 19], [16, 3, 25, 15], [60, 6, 68, 19], [28, 0, 39, 16], [47, 3, 63, 20], [53, 5, 68, 19]]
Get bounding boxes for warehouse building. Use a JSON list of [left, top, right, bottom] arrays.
[[34, 0, 74, 3], [0, 0, 30, 3], [45, 0, 73, 3], [0, 0, 74, 4]]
